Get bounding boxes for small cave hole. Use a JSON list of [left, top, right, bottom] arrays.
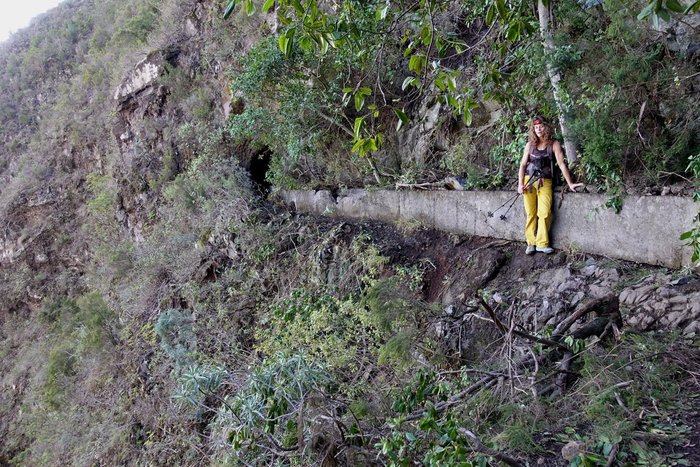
[[250, 149, 272, 195]]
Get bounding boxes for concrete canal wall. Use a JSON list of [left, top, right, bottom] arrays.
[[279, 189, 698, 268]]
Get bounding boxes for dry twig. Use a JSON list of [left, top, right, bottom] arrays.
[[457, 428, 524, 467]]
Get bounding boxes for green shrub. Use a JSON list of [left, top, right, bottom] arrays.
[[38, 297, 79, 326], [174, 364, 228, 422], [74, 292, 113, 351], [362, 277, 416, 333], [39, 292, 113, 351], [43, 344, 77, 410], [378, 330, 415, 368], [109, 2, 159, 46], [213, 353, 328, 464], [155, 308, 196, 366], [500, 419, 542, 454], [256, 289, 381, 374]]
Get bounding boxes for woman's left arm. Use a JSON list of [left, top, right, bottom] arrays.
[[553, 141, 584, 192]]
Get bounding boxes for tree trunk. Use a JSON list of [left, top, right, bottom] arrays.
[[537, 0, 577, 163]]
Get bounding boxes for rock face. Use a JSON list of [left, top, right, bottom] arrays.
[[500, 259, 699, 336], [657, 13, 700, 56], [114, 48, 178, 103], [398, 100, 443, 168], [514, 260, 621, 331], [621, 275, 700, 334], [111, 46, 182, 243], [430, 244, 700, 364]]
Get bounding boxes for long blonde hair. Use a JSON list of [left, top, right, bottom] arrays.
[[527, 116, 554, 147]]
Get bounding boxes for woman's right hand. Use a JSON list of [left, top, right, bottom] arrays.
[[518, 183, 524, 194]]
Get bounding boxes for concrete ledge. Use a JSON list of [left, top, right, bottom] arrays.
[[279, 189, 698, 268]]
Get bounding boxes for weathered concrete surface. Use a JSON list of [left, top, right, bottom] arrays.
[[338, 189, 400, 224], [279, 189, 698, 268], [282, 190, 335, 215]]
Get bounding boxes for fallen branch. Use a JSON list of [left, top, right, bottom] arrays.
[[552, 294, 618, 339], [482, 292, 622, 397], [571, 316, 620, 340], [478, 296, 569, 351], [403, 375, 499, 422], [395, 181, 446, 190], [478, 295, 507, 334], [605, 444, 619, 467], [553, 351, 574, 397], [457, 428, 524, 467]]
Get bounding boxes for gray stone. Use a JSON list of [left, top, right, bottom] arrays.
[[668, 295, 688, 304], [35, 253, 49, 264], [624, 284, 656, 305], [658, 287, 675, 298], [561, 441, 586, 461], [661, 311, 681, 326], [588, 284, 612, 299], [570, 291, 585, 307]]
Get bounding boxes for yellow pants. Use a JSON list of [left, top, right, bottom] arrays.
[[523, 176, 552, 247]]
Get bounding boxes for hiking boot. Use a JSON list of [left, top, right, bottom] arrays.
[[536, 246, 554, 254], [525, 245, 536, 255]]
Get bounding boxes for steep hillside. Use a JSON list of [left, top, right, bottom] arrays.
[[2, 207, 700, 465], [0, 0, 698, 465]]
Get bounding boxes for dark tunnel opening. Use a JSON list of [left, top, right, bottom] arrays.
[[249, 149, 272, 195]]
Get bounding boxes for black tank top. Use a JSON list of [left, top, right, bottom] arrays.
[[526, 144, 553, 179]]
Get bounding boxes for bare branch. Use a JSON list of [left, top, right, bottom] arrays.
[[457, 428, 524, 467]]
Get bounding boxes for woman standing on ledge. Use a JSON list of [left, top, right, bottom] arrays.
[[518, 116, 583, 255]]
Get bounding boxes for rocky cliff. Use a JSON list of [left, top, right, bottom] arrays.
[[0, 0, 699, 465]]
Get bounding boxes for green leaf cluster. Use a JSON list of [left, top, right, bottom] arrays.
[[213, 353, 328, 463], [255, 289, 382, 373]]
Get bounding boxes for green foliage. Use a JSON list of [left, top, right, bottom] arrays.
[[40, 292, 114, 351], [223, 0, 500, 185], [37, 291, 114, 410], [379, 370, 490, 466], [155, 309, 196, 366], [569, 332, 693, 464], [558, 0, 699, 198], [214, 353, 328, 463], [500, 419, 542, 454], [489, 118, 528, 172], [227, 36, 340, 186], [84, 172, 134, 279], [221, 0, 700, 191], [378, 331, 416, 368], [111, 2, 159, 45], [42, 344, 77, 410], [74, 292, 114, 351], [38, 296, 80, 326], [680, 153, 700, 265], [351, 233, 390, 286], [174, 364, 228, 420], [256, 289, 381, 373], [86, 174, 116, 217], [395, 264, 426, 293], [679, 210, 700, 265], [362, 277, 414, 333], [135, 155, 256, 285], [637, 0, 699, 28], [564, 335, 586, 354], [572, 84, 627, 181]]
